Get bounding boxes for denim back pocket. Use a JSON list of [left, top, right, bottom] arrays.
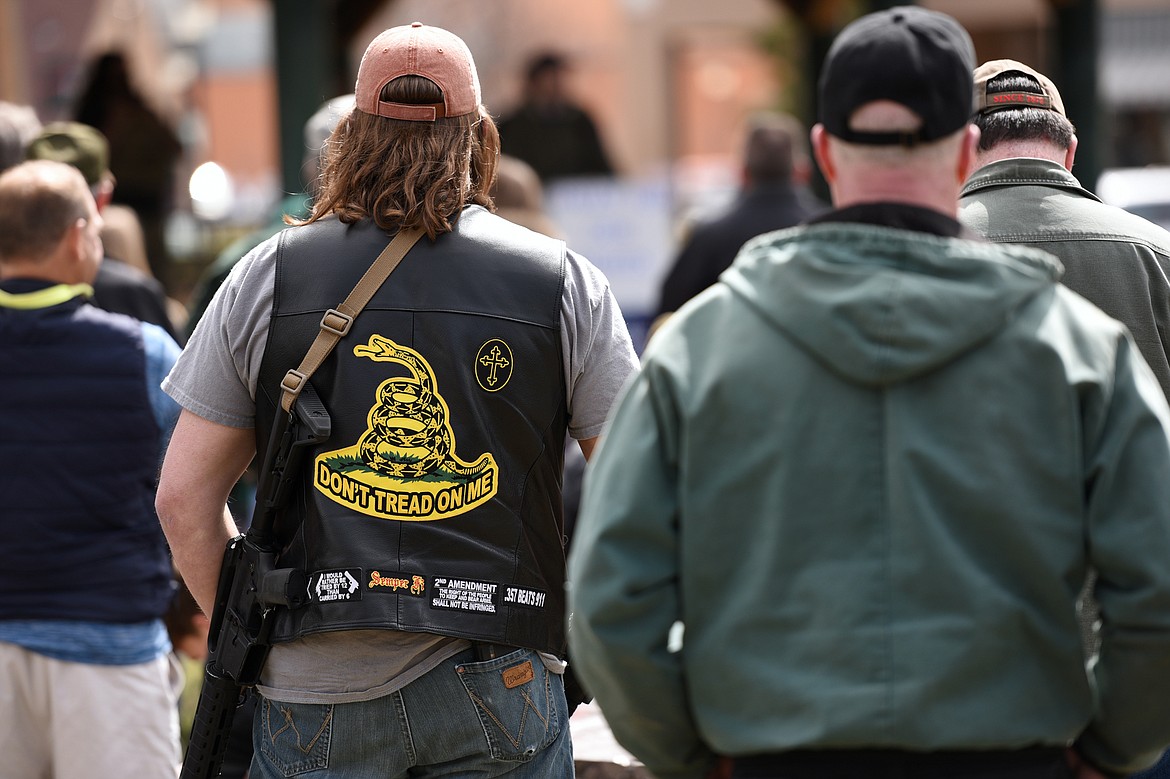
[[456, 648, 564, 762], [258, 698, 333, 777]]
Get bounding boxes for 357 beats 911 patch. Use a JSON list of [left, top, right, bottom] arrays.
[[502, 586, 547, 610]]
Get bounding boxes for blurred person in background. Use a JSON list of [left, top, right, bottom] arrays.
[[185, 93, 357, 339], [75, 51, 182, 282], [0, 159, 182, 779], [26, 121, 182, 341], [156, 22, 636, 778], [497, 51, 615, 183], [568, 8, 1170, 779], [490, 153, 563, 239], [656, 111, 823, 319], [0, 101, 42, 171]]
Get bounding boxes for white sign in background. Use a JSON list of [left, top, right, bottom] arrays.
[[544, 175, 675, 320]]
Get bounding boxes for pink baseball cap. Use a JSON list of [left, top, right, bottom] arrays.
[[355, 22, 482, 122]]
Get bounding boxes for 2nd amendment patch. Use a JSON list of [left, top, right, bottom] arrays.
[[430, 577, 499, 614]]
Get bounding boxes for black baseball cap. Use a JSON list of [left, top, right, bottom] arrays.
[[818, 6, 975, 146]]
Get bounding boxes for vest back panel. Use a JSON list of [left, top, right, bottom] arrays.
[[256, 208, 570, 654]]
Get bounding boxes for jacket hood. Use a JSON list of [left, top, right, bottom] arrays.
[[721, 223, 1063, 386]]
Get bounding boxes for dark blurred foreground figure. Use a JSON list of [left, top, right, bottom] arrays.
[[656, 112, 822, 317], [960, 59, 1170, 402], [26, 121, 181, 341], [155, 22, 637, 779], [568, 7, 1170, 779], [0, 160, 182, 778], [497, 51, 614, 182]]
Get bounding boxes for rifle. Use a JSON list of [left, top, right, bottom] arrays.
[[180, 381, 330, 779]]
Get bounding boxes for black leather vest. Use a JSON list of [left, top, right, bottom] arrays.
[[256, 207, 570, 654]]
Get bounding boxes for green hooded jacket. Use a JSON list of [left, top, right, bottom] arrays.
[[568, 221, 1170, 779]]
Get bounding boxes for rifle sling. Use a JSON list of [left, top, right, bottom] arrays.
[[278, 226, 425, 413]]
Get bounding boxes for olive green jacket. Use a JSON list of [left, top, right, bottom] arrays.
[[960, 157, 1170, 402], [568, 221, 1170, 779]]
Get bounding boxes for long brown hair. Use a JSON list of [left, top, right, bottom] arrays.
[[296, 75, 499, 238]]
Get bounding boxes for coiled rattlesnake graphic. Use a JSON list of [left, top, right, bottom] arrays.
[[354, 335, 493, 480]]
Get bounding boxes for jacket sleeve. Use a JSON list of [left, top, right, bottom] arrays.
[[567, 365, 716, 779], [1076, 330, 1170, 775]]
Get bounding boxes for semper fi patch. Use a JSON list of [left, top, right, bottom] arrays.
[[367, 570, 426, 596], [430, 577, 500, 614]]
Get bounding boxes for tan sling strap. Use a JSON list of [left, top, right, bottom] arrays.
[[278, 226, 426, 413]]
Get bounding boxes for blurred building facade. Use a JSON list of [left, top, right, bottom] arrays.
[[1, 0, 1167, 288]]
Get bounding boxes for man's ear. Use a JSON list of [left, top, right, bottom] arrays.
[[1064, 135, 1078, 172], [66, 218, 89, 264], [811, 124, 835, 184], [957, 124, 981, 184], [93, 179, 115, 212]]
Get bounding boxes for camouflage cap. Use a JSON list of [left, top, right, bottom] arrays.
[[26, 122, 109, 186]]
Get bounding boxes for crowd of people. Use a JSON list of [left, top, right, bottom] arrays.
[[3, 5, 1170, 779]]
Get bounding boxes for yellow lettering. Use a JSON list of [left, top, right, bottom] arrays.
[[466, 476, 483, 502], [465, 470, 494, 502]]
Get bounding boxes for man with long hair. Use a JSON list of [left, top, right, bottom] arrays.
[[156, 23, 637, 778]]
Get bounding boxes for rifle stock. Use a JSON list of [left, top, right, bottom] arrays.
[[180, 382, 330, 779]]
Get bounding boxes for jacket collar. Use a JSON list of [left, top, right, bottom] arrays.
[[0, 279, 94, 310], [960, 157, 1102, 203], [808, 202, 963, 238]]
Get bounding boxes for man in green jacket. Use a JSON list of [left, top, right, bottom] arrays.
[[568, 7, 1170, 779], [959, 59, 1170, 402]]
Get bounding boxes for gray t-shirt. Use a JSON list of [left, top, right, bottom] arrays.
[[163, 224, 639, 702]]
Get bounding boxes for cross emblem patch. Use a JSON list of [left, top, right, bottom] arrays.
[[475, 339, 514, 392]]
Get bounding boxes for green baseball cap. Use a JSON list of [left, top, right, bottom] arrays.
[[26, 122, 109, 186]]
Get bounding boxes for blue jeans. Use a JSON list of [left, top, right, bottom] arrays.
[[248, 646, 574, 778]]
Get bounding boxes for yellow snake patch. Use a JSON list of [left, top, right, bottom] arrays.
[[314, 335, 499, 521]]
